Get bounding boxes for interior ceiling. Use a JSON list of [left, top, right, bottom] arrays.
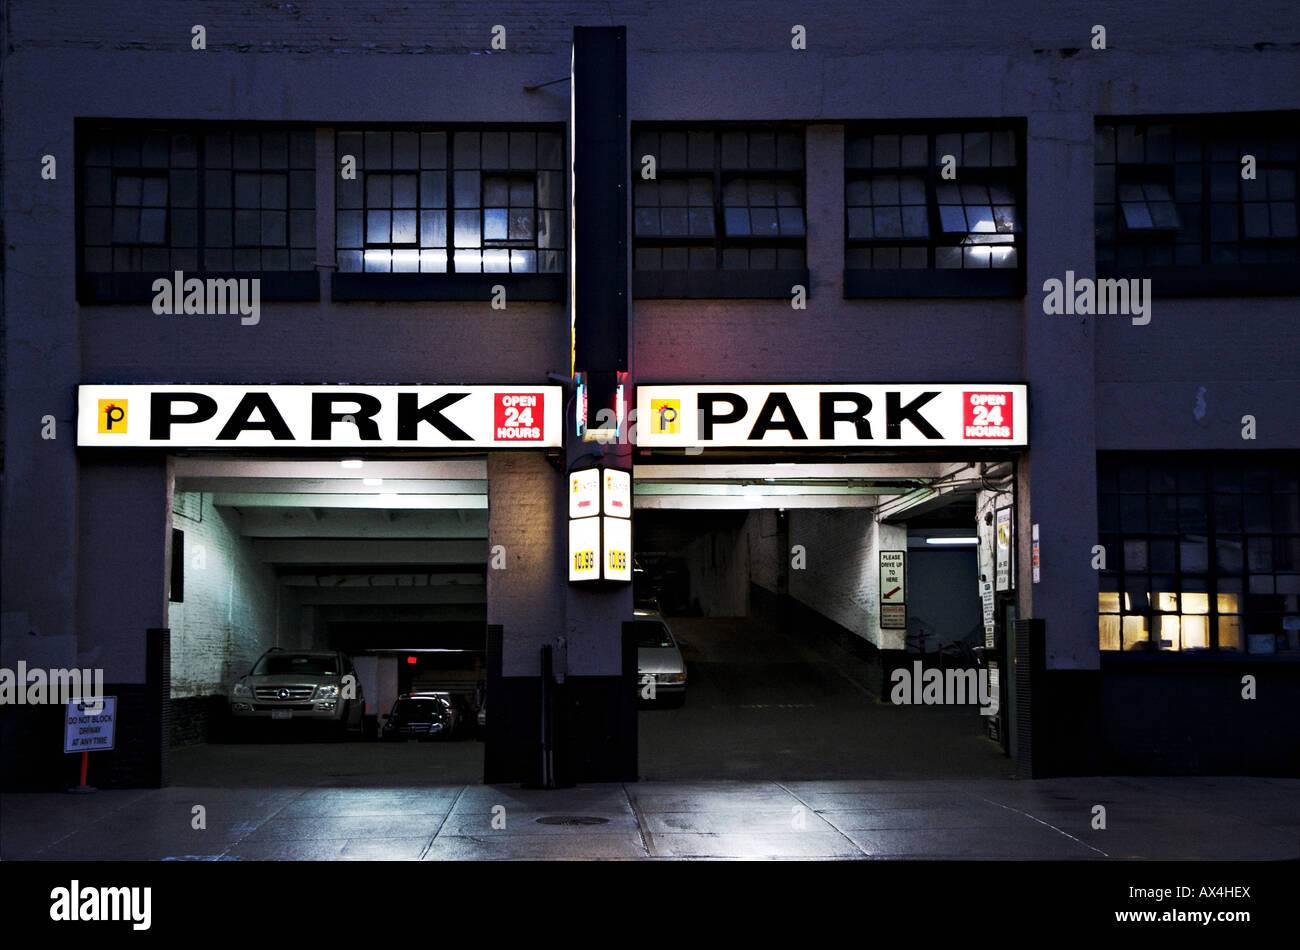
[[172, 457, 489, 607], [168, 457, 1003, 604], [632, 460, 1004, 514]]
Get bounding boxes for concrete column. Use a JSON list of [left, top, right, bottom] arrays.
[[1022, 109, 1100, 671], [487, 451, 565, 677], [805, 123, 845, 302], [74, 456, 171, 682], [1, 54, 80, 669], [870, 520, 909, 649]]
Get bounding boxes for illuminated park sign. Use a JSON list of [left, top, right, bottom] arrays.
[[76, 385, 563, 449], [636, 384, 1028, 448]]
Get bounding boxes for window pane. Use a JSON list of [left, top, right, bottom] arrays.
[[392, 175, 417, 209], [420, 133, 447, 169], [454, 132, 479, 168], [366, 210, 390, 243], [481, 132, 509, 168], [749, 207, 778, 236], [724, 207, 750, 236], [778, 207, 805, 236], [142, 177, 169, 206], [116, 176, 142, 206], [337, 211, 363, 248], [507, 209, 534, 241], [453, 210, 480, 247], [454, 172, 480, 208], [538, 210, 564, 247], [939, 205, 966, 232], [420, 172, 447, 208], [366, 175, 391, 208], [259, 210, 285, 246], [391, 210, 418, 244], [140, 209, 167, 244], [420, 211, 447, 247]]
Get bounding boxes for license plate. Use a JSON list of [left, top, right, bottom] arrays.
[[271, 709, 292, 720]]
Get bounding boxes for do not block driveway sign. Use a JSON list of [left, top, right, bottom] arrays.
[[64, 697, 116, 753]]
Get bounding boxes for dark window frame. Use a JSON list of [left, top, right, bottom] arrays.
[[1095, 111, 1300, 296], [76, 119, 320, 304], [631, 122, 809, 299], [1098, 453, 1300, 657], [844, 118, 1027, 299], [330, 123, 566, 302]]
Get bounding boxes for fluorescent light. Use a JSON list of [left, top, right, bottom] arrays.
[[341, 459, 364, 469], [925, 537, 978, 545], [363, 477, 383, 486]]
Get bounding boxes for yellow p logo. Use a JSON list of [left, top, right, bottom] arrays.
[[98, 399, 127, 433], [652, 399, 680, 434]]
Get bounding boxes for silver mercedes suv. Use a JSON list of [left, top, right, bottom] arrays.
[[229, 648, 363, 737]]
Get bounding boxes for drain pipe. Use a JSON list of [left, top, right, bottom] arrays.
[[540, 644, 554, 787]]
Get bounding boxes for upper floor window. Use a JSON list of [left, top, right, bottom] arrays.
[[632, 124, 807, 298], [78, 123, 317, 302], [844, 121, 1025, 297], [1095, 113, 1299, 293], [334, 128, 565, 277]]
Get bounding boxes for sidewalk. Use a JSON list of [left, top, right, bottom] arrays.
[[3, 775, 1297, 860]]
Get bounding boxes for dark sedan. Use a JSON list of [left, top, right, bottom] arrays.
[[380, 693, 455, 742]]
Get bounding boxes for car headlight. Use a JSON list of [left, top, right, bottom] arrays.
[[655, 672, 686, 684], [313, 684, 340, 700], [232, 682, 251, 697]]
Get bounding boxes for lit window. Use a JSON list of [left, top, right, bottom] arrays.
[[336, 128, 564, 275], [1098, 458, 1300, 654], [845, 124, 1023, 273]]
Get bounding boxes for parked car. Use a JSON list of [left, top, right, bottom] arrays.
[[229, 648, 364, 738], [633, 610, 687, 707], [380, 693, 456, 742]]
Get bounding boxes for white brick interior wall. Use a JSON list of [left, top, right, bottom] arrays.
[[167, 492, 301, 698]]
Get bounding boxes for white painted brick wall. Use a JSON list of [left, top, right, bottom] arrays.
[[745, 508, 782, 594], [167, 492, 300, 698], [786, 509, 906, 647]]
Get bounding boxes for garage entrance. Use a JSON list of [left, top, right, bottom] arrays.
[[165, 457, 488, 786], [631, 458, 1016, 780]]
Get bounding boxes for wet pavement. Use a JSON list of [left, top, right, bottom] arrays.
[[4, 775, 1297, 860], [7, 612, 1296, 861]]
